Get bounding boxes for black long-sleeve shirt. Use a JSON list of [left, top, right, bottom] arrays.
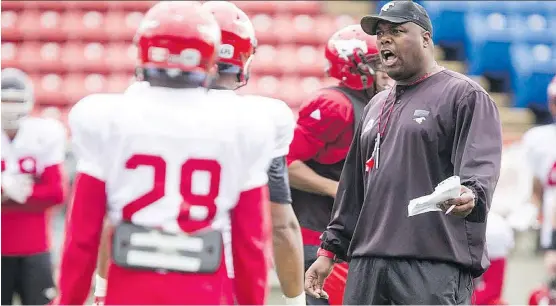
[[320, 70, 503, 277]]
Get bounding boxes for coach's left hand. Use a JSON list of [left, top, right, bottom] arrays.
[[441, 185, 475, 217]]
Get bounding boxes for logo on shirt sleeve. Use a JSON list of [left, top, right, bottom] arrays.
[[309, 109, 321, 120]]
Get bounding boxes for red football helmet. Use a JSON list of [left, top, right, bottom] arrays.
[[202, 1, 257, 87], [325, 24, 380, 90], [134, 1, 221, 84]]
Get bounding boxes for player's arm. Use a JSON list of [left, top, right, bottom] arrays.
[[287, 91, 352, 198], [267, 156, 305, 303], [52, 98, 109, 305], [92, 219, 112, 304], [3, 121, 69, 211], [320, 111, 366, 261], [231, 186, 271, 305]]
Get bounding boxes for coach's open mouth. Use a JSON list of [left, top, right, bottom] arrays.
[[381, 49, 398, 67]]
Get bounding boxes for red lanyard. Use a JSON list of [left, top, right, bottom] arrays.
[[376, 71, 436, 138]]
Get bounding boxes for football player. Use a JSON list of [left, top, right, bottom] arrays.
[[287, 25, 392, 306], [525, 76, 556, 305], [53, 2, 277, 304], [202, 1, 304, 305], [1, 67, 68, 305], [471, 212, 514, 305]]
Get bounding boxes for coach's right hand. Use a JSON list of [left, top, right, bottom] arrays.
[[304, 256, 334, 300]]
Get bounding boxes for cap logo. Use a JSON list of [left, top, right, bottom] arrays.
[[381, 2, 395, 12]]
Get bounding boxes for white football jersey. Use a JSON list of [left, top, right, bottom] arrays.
[[1, 117, 66, 176], [68, 86, 277, 235], [209, 89, 295, 159], [522, 124, 556, 248], [485, 213, 514, 259]]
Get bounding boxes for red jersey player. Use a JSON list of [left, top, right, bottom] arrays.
[[1, 67, 68, 305], [53, 2, 278, 304]]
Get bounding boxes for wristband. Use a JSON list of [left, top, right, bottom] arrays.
[[317, 248, 336, 260], [94, 274, 107, 297], [284, 292, 306, 305]]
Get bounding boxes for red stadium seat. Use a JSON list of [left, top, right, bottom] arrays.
[[276, 1, 322, 16], [254, 75, 281, 99], [65, 1, 112, 11], [106, 74, 134, 93], [250, 45, 280, 76], [275, 45, 300, 75], [251, 14, 276, 46], [109, 1, 157, 12], [295, 45, 327, 77], [1, 1, 25, 11], [105, 43, 136, 73], [2, 10, 21, 41], [23, 1, 66, 11], [63, 73, 109, 104], [32, 11, 65, 41], [313, 15, 337, 44], [103, 11, 142, 41], [233, 1, 279, 15], [272, 15, 296, 45], [277, 77, 306, 109], [30, 73, 68, 106], [61, 11, 106, 41], [2, 42, 18, 68], [290, 14, 321, 45], [16, 42, 63, 73], [61, 42, 109, 73]]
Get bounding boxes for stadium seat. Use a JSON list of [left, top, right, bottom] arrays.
[[1, 1, 24, 11], [466, 12, 555, 79], [61, 11, 106, 41], [30, 73, 68, 106], [250, 44, 280, 76], [278, 76, 306, 108], [17, 42, 63, 73], [106, 74, 134, 93], [2, 42, 18, 68], [510, 43, 556, 108], [2, 10, 22, 41], [465, 13, 519, 77], [421, 1, 471, 57], [65, 1, 112, 11], [104, 43, 136, 73], [251, 14, 277, 45], [103, 11, 143, 41], [232, 1, 280, 15], [63, 74, 109, 104], [23, 1, 66, 11], [61, 42, 109, 73], [295, 45, 327, 77]]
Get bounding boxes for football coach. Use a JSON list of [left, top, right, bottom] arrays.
[[304, 1, 503, 304]]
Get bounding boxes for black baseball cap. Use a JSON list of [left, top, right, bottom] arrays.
[[361, 1, 433, 35]]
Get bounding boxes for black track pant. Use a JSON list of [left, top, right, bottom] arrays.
[[344, 256, 473, 305], [1, 252, 56, 305]]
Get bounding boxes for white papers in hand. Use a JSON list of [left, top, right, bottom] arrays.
[[408, 176, 461, 217]]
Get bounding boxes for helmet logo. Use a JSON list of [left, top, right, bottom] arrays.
[[149, 47, 169, 62], [332, 39, 368, 60], [178, 49, 201, 67], [219, 44, 235, 59]]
